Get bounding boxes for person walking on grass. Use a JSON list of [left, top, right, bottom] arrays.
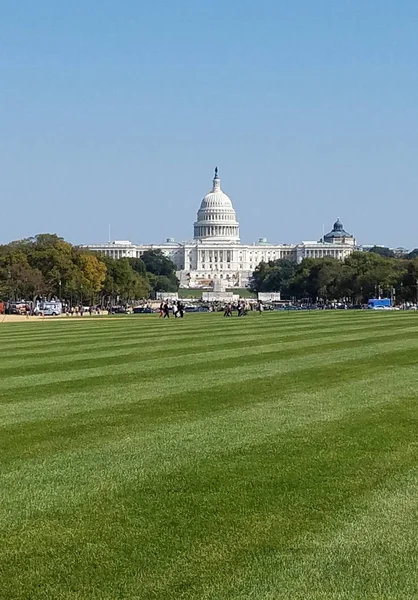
[[159, 301, 164, 318], [163, 301, 170, 318], [238, 300, 247, 317], [173, 302, 178, 318], [178, 301, 185, 318], [224, 302, 232, 317], [257, 300, 264, 315]]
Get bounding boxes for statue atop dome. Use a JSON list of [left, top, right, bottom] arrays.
[[214, 166, 219, 178]]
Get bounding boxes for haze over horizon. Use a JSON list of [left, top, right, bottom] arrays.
[[1, 1, 418, 249]]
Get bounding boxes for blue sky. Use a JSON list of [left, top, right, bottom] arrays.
[[1, 0, 417, 248]]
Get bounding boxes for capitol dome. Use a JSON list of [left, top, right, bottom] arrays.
[[193, 168, 240, 242]]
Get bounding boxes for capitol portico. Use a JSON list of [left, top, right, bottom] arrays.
[[85, 169, 356, 288]]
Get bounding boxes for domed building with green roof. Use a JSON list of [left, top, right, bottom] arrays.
[[323, 219, 355, 246]]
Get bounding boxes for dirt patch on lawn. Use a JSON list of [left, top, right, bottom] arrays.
[[0, 314, 111, 324]]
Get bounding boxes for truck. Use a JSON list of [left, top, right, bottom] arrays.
[[367, 298, 391, 310], [34, 300, 63, 316]]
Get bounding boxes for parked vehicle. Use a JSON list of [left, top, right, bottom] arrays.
[[368, 298, 391, 310], [34, 301, 63, 316], [184, 305, 210, 313], [110, 306, 127, 314], [5, 302, 31, 315]]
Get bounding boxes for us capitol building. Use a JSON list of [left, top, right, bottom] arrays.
[[85, 168, 355, 288]]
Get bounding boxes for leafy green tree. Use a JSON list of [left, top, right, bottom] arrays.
[[308, 258, 342, 301], [151, 275, 178, 293], [288, 259, 315, 299], [141, 249, 179, 292], [368, 246, 395, 258], [250, 259, 296, 294], [399, 259, 418, 302], [101, 258, 150, 303], [338, 252, 398, 302], [128, 257, 147, 276], [0, 253, 46, 301], [141, 250, 176, 277]]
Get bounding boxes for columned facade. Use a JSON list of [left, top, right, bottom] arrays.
[[85, 169, 356, 288]]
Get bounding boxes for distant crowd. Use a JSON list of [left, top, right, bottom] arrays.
[[222, 300, 264, 317]]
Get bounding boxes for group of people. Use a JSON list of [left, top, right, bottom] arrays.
[[65, 305, 100, 316], [159, 300, 185, 319], [223, 299, 264, 317]]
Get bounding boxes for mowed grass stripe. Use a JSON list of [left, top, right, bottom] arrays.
[[0, 310, 412, 348], [2, 315, 416, 364], [1, 392, 418, 598], [1, 334, 417, 431], [241, 466, 418, 599], [1, 312, 418, 599], [1, 320, 417, 379], [128, 400, 418, 600], [1, 331, 418, 406], [1, 363, 417, 531], [1, 358, 416, 482]]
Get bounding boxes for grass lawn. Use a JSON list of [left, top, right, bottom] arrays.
[[1, 311, 418, 599]]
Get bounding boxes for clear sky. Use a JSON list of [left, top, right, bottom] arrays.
[[1, 0, 418, 248]]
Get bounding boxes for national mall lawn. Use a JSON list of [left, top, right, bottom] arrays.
[[1, 310, 418, 600]]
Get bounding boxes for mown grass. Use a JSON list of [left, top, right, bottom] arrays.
[[1, 311, 418, 599]]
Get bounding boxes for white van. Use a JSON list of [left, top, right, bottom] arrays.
[[34, 301, 63, 316]]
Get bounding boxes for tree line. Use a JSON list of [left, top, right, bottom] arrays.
[[0, 234, 179, 304], [2, 234, 417, 305], [250, 249, 418, 304]]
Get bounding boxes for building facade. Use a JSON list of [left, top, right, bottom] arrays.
[[85, 169, 356, 288]]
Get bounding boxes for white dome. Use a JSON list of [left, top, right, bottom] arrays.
[[199, 188, 233, 210], [193, 168, 240, 242]]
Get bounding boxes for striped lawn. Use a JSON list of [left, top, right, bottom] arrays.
[[1, 311, 418, 599]]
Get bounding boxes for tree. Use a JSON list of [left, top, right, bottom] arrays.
[[0, 253, 46, 301], [128, 257, 147, 276], [151, 275, 178, 293], [250, 259, 296, 294], [399, 258, 418, 302], [140, 250, 179, 292], [15, 234, 79, 298], [335, 252, 402, 303], [101, 258, 150, 303], [368, 246, 395, 258], [308, 258, 342, 301], [140, 250, 176, 277], [77, 253, 107, 302], [0, 234, 157, 304]]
